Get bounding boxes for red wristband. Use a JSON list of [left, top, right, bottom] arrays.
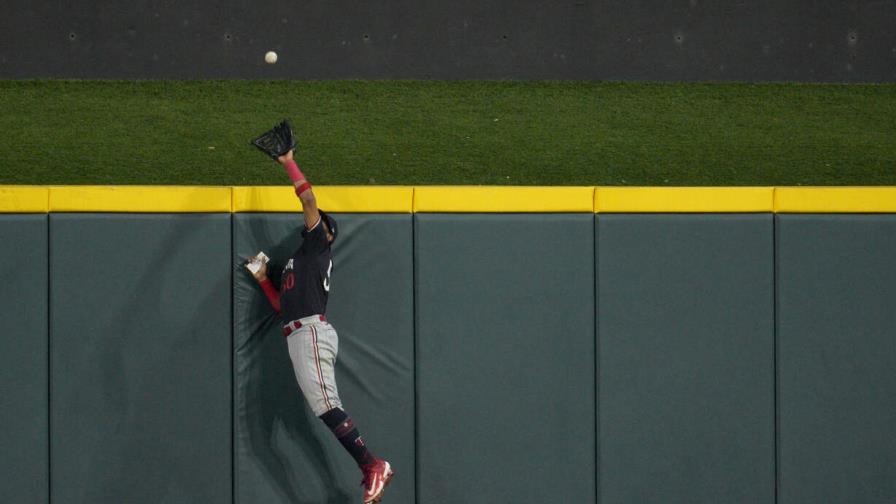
[[296, 182, 312, 196]]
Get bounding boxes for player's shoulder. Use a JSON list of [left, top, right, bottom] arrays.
[[302, 216, 324, 237]]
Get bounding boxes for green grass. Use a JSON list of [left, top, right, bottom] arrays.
[[1, 80, 894, 185]]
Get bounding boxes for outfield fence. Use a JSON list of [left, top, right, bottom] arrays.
[[2, 186, 895, 503]]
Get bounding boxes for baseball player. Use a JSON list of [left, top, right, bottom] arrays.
[[247, 121, 394, 503]]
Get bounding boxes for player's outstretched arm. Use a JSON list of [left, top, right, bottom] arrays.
[[277, 150, 321, 230], [247, 258, 281, 314]]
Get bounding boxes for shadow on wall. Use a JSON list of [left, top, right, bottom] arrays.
[[237, 229, 352, 504]]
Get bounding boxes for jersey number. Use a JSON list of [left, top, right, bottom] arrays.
[[323, 260, 333, 292], [283, 272, 295, 291]]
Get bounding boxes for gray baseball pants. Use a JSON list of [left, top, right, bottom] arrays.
[[284, 315, 343, 416]]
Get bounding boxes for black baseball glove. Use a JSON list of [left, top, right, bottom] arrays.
[[250, 119, 297, 160]]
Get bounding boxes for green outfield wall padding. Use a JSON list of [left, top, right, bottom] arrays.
[[4, 209, 896, 504], [777, 215, 896, 504], [49, 214, 232, 504], [0, 215, 48, 503], [415, 214, 596, 504], [598, 215, 775, 504], [233, 214, 414, 504]]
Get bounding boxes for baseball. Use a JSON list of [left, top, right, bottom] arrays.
[[265, 51, 278, 64]]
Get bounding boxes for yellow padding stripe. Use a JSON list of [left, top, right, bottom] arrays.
[[596, 187, 774, 213], [0, 186, 49, 212], [49, 186, 233, 212], [775, 187, 896, 213], [233, 186, 414, 213], [2, 185, 895, 213], [414, 186, 595, 212]]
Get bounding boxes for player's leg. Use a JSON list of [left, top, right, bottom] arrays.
[[286, 325, 339, 415], [285, 323, 377, 465], [317, 324, 394, 503], [318, 405, 395, 503], [312, 323, 376, 468], [287, 323, 394, 502]]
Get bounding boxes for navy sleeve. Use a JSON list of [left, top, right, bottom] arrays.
[[267, 262, 283, 290]]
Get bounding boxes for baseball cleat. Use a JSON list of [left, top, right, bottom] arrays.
[[361, 458, 394, 503]]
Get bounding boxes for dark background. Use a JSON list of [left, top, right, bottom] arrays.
[[2, 0, 895, 81]]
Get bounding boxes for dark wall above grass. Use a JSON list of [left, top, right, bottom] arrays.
[[2, 0, 895, 82]]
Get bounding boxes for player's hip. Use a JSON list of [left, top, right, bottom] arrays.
[[284, 315, 338, 351], [282, 314, 334, 336]]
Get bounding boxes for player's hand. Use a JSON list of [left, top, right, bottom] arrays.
[[277, 149, 294, 165], [246, 258, 268, 282]]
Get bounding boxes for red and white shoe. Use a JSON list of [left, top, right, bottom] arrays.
[[361, 458, 394, 503]]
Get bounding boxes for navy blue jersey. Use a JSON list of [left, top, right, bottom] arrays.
[[280, 219, 332, 321]]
